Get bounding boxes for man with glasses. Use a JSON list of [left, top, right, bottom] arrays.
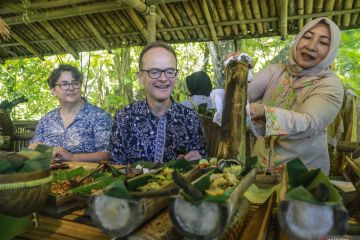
[[29, 64, 112, 163], [110, 41, 207, 165]]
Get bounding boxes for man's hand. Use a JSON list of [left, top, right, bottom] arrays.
[[183, 150, 202, 161], [249, 102, 266, 121], [52, 147, 75, 161]]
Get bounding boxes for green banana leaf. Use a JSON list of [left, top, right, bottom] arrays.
[[0, 213, 31, 240], [71, 175, 126, 196], [285, 159, 342, 206], [53, 167, 86, 181], [104, 159, 194, 199]]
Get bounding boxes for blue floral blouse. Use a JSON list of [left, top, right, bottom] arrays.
[[31, 100, 112, 153], [110, 100, 208, 165]]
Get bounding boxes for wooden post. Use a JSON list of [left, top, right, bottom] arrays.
[[146, 5, 156, 43]]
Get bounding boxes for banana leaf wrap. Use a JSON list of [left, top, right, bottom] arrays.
[[285, 158, 342, 206]]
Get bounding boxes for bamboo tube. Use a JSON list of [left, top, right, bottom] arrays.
[[304, 0, 314, 24], [176, 4, 198, 39], [207, 0, 225, 37], [168, 3, 188, 40], [342, 0, 353, 27], [215, 0, 232, 36], [250, 0, 264, 34], [216, 59, 248, 161], [280, 0, 288, 40], [288, 0, 295, 32], [314, 0, 325, 13], [350, 0, 360, 25], [234, 0, 248, 35], [127, 9, 148, 41], [202, 0, 219, 44], [297, 0, 305, 30], [0, 17, 10, 40], [240, 192, 276, 240], [220, 197, 251, 240], [157, 7, 178, 40], [169, 169, 256, 239], [11, 31, 44, 60], [114, 11, 143, 44], [243, 0, 256, 35], [82, 15, 112, 52]]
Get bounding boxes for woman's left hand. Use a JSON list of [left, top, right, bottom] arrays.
[[184, 150, 202, 161], [52, 147, 75, 161], [249, 103, 266, 121]]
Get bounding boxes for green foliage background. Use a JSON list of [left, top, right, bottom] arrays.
[[0, 30, 359, 121]]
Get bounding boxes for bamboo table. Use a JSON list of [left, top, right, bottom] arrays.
[[15, 208, 109, 240]]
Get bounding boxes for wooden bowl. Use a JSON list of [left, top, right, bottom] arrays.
[[0, 170, 53, 217]]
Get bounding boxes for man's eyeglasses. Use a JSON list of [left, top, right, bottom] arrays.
[[55, 81, 81, 90], [140, 68, 178, 79]]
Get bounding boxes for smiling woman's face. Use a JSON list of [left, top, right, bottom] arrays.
[[295, 23, 331, 69]]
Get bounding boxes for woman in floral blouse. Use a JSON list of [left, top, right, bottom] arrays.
[[229, 17, 344, 175], [29, 64, 112, 162]]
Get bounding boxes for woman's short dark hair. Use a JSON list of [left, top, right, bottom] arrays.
[[138, 41, 177, 69], [47, 64, 83, 88]]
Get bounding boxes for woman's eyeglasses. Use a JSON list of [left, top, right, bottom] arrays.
[[55, 81, 81, 90], [140, 68, 178, 79]]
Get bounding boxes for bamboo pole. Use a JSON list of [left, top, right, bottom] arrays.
[[243, 0, 256, 35], [288, 0, 295, 32], [333, 0, 343, 25], [351, 0, 360, 25], [207, 0, 225, 37], [343, 0, 354, 27], [324, 0, 336, 20], [159, 4, 185, 40], [146, 5, 157, 43], [127, 9, 148, 42], [81, 15, 112, 53], [189, 1, 211, 37], [11, 31, 44, 60], [215, 0, 232, 36], [156, 7, 178, 40], [259, 0, 270, 33], [250, 0, 264, 34], [305, 0, 314, 24], [280, 0, 288, 40], [0, 17, 10, 40], [225, 0, 239, 36], [4, 2, 129, 26], [183, 2, 205, 39], [268, 0, 278, 32], [234, 0, 248, 35], [298, 0, 305, 30], [202, 0, 219, 44]]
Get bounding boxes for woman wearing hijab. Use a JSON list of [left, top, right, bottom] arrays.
[[181, 71, 214, 110], [228, 17, 343, 175]]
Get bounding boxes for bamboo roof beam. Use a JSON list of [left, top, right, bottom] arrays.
[[146, 5, 157, 43], [127, 9, 148, 41], [351, 0, 360, 25], [334, 0, 343, 25], [280, 0, 288, 39], [81, 15, 112, 53], [251, 0, 264, 34], [234, 0, 248, 35], [183, 2, 205, 39], [11, 31, 43, 60], [159, 4, 185, 40], [2, 0, 94, 11], [206, 0, 224, 37], [305, 0, 314, 24], [189, 1, 210, 37], [202, 0, 219, 44], [41, 21, 79, 59], [225, 0, 239, 36], [343, 0, 354, 27], [4, 2, 129, 26], [243, 0, 256, 35], [156, 7, 178, 40], [324, 0, 336, 20], [215, 0, 232, 36], [120, 0, 162, 25], [259, 0, 270, 33], [268, 0, 278, 31], [298, 0, 305, 30]]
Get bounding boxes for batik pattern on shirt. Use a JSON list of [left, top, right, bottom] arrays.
[[31, 101, 112, 153], [109, 100, 208, 165]]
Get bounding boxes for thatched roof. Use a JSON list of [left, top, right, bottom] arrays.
[[0, 0, 359, 62]]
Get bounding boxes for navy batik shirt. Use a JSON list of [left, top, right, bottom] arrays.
[[109, 100, 208, 165], [31, 101, 112, 153]]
